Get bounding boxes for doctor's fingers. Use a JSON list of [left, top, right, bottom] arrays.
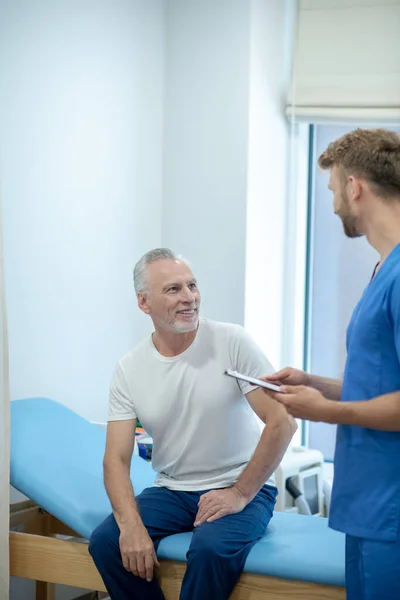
[[273, 393, 302, 411]]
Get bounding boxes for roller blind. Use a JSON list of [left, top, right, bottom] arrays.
[[287, 0, 400, 123]]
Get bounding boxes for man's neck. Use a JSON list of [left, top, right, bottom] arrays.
[[364, 201, 400, 261], [152, 326, 198, 357]]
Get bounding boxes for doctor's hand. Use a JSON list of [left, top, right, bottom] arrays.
[[194, 487, 247, 526], [272, 385, 334, 423], [119, 522, 160, 582], [261, 366, 309, 388]]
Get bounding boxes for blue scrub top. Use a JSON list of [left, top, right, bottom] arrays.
[[329, 243, 400, 541]]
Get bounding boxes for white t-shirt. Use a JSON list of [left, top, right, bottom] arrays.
[[109, 318, 274, 491]]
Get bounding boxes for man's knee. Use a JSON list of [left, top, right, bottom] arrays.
[[89, 514, 120, 562], [188, 527, 228, 563]]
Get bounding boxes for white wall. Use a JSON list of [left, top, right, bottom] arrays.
[[162, 0, 251, 325], [1, 0, 164, 423], [162, 0, 295, 368], [2, 0, 295, 422], [245, 0, 296, 369], [1, 0, 297, 435]]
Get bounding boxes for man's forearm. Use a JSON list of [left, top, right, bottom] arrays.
[[104, 459, 143, 528], [234, 418, 295, 503], [308, 374, 342, 401], [328, 391, 400, 431]]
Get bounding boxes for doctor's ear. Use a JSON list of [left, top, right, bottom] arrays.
[[347, 176, 364, 205]]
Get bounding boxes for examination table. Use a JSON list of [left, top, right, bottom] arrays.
[[9, 398, 346, 599]]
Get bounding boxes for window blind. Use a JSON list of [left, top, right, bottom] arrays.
[[287, 0, 400, 123]]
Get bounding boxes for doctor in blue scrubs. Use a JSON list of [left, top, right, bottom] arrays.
[[264, 128, 400, 600]]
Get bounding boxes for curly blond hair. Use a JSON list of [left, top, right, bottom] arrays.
[[318, 128, 400, 198]]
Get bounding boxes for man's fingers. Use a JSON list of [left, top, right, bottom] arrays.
[[136, 555, 147, 579], [128, 556, 138, 576], [195, 504, 221, 526], [197, 497, 218, 517], [207, 508, 228, 523], [194, 507, 206, 524], [196, 496, 215, 521], [145, 555, 155, 581], [121, 552, 130, 571], [198, 491, 213, 505], [195, 502, 208, 519]]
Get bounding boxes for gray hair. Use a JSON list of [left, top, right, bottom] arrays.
[[133, 248, 188, 295]]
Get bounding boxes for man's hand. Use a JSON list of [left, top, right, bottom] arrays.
[[194, 487, 247, 526], [261, 367, 309, 387], [119, 523, 160, 582], [273, 385, 335, 422]]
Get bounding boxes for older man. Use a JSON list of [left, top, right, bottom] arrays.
[[89, 248, 296, 600]]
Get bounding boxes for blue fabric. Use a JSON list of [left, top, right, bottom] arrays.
[[89, 485, 276, 600], [330, 243, 400, 541], [10, 397, 345, 586], [10, 397, 156, 539], [345, 533, 400, 600]]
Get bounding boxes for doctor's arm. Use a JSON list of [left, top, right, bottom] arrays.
[[269, 385, 400, 432], [330, 391, 400, 431], [307, 374, 342, 401]]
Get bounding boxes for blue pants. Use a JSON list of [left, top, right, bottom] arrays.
[[346, 534, 400, 600], [89, 484, 277, 600]]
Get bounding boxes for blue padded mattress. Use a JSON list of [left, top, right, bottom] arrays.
[[10, 398, 345, 587]]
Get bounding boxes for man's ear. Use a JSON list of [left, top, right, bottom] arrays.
[[348, 176, 362, 205], [137, 293, 151, 315]]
